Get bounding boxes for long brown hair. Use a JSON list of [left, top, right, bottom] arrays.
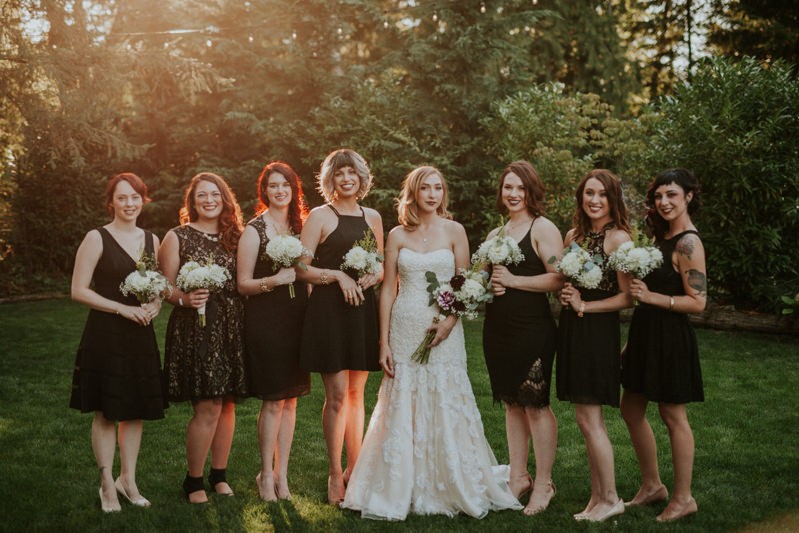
[[571, 169, 631, 243], [495, 161, 546, 217], [179, 172, 243, 252], [255, 161, 308, 235]]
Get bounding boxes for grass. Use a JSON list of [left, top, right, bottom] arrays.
[[1, 298, 798, 532]]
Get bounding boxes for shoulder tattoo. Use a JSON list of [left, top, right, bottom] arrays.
[[676, 236, 697, 260], [686, 269, 707, 297]]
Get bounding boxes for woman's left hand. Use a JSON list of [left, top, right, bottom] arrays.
[[630, 278, 651, 304], [560, 282, 583, 312], [358, 266, 382, 291], [490, 265, 513, 295], [142, 299, 161, 322], [426, 315, 457, 348]]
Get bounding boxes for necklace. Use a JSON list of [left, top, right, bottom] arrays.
[[506, 217, 533, 233], [417, 224, 434, 243], [265, 212, 289, 234]]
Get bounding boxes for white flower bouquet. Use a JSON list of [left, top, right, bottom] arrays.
[[411, 265, 493, 364], [264, 234, 308, 299], [119, 253, 171, 304], [472, 224, 524, 267], [549, 242, 604, 289], [607, 239, 663, 304], [176, 258, 230, 326], [341, 228, 383, 278]]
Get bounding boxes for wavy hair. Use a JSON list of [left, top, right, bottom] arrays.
[[495, 161, 546, 217], [317, 149, 373, 203], [645, 168, 701, 241], [571, 169, 631, 243], [104, 172, 150, 217], [396, 165, 451, 229], [255, 161, 308, 235], [179, 172, 243, 252]]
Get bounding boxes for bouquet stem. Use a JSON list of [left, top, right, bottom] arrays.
[[198, 303, 206, 327], [288, 282, 295, 299], [411, 317, 440, 364]]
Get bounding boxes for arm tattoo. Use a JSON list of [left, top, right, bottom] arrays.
[[676, 237, 696, 260], [686, 269, 707, 297]]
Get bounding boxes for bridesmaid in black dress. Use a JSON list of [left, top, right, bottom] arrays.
[[70, 173, 167, 512], [557, 169, 633, 522], [160, 173, 246, 504], [482, 161, 563, 515], [297, 149, 383, 505], [621, 169, 706, 522], [237, 161, 311, 501]]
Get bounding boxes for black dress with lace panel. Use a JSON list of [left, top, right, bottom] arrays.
[[243, 216, 311, 400], [556, 227, 622, 407], [163, 225, 247, 401], [482, 220, 557, 408], [621, 230, 703, 403]]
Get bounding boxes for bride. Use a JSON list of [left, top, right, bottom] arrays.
[[341, 166, 522, 520]]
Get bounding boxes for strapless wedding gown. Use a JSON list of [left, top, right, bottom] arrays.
[[341, 248, 522, 520]]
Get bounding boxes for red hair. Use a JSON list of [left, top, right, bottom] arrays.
[[179, 172, 243, 252], [255, 161, 308, 235], [104, 172, 150, 217]]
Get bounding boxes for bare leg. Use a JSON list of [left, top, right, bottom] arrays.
[[342, 370, 369, 483], [656, 403, 698, 522], [524, 405, 558, 515], [185, 398, 223, 503], [92, 412, 120, 512], [620, 391, 668, 505], [321, 371, 348, 504], [117, 419, 148, 504], [256, 400, 283, 501], [504, 404, 532, 499], [274, 398, 297, 499], [575, 404, 622, 521], [209, 397, 236, 494]]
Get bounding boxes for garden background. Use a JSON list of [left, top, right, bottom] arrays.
[[1, 1, 799, 531]]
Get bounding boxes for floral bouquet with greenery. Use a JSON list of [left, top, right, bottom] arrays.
[[264, 234, 308, 299], [176, 257, 230, 326], [472, 223, 524, 268], [549, 242, 604, 289], [341, 227, 383, 278], [607, 237, 663, 305], [411, 265, 493, 364], [119, 251, 171, 304]]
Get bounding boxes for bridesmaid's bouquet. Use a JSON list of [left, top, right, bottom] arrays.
[[549, 242, 604, 289], [119, 252, 171, 304], [607, 238, 663, 305], [176, 257, 230, 327], [411, 266, 493, 364], [472, 224, 524, 268], [264, 234, 308, 299], [341, 228, 383, 278]]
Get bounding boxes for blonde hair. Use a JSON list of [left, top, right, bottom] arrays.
[[397, 166, 451, 229], [317, 149, 373, 202]]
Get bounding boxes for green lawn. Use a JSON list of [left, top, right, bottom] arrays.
[[1, 298, 798, 532]]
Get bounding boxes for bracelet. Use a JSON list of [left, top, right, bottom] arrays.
[[178, 296, 184, 307], [578, 301, 585, 318], [320, 270, 329, 285], [669, 296, 675, 311], [260, 278, 273, 293]]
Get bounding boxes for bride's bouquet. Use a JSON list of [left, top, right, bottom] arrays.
[[119, 252, 171, 304], [607, 238, 663, 304], [264, 234, 308, 299], [341, 228, 383, 278], [176, 257, 230, 327], [411, 266, 493, 364], [549, 242, 604, 289], [472, 224, 524, 268]]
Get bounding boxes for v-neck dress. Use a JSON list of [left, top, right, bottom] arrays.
[[69, 227, 167, 421]]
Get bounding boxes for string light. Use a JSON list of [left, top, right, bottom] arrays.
[[480, 2, 486, 14], [432, 12, 438, 22]]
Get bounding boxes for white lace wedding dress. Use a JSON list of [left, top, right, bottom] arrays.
[[341, 248, 522, 520]]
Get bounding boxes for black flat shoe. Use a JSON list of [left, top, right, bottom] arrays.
[[182, 473, 208, 504], [209, 468, 233, 496]]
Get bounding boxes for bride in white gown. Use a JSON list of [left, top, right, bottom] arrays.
[[341, 166, 522, 520]]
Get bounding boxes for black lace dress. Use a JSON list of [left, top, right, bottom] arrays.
[[244, 217, 311, 400], [163, 225, 247, 401], [69, 227, 167, 421], [482, 220, 557, 408], [556, 228, 622, 407], [300, 205, 380, 372], [622, 230, 704, 403]]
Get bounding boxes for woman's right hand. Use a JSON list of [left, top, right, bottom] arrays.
[[337, 272, 365, 306], [184, 288, 210, 309], [120, 304, 151, 326], [379, 344, 395, 378], [272, 267, 297, 287]]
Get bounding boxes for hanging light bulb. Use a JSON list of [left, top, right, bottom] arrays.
[[291, 30, 297, 39], [432, 12, 438, 22], [383, 20, 389, 29], [480, 2, 486, 14]]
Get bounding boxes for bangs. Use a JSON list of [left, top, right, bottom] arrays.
[[329, 151, 359, 173]]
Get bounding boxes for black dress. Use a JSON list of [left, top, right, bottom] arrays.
[[556, 228, 622, 407], [482, 220, 557, 408], [621, 230, 704, 404], [163, 225, 247, 401], [300, 205, 380, 373], [244, 216, 311, 400], [69, 227, 167, 421]]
